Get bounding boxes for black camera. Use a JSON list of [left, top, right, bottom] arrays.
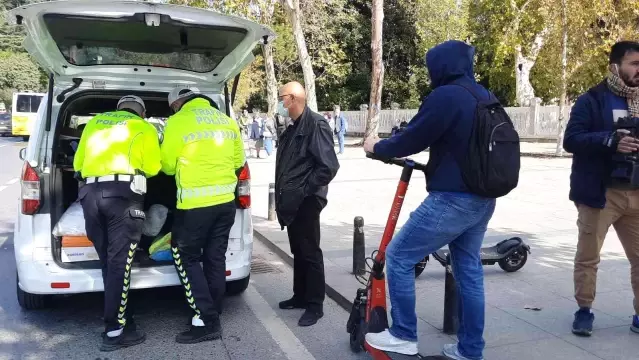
[[611, 116, 639, 186]]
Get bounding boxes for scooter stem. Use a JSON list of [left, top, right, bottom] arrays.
[[375, 165, 414, 263]]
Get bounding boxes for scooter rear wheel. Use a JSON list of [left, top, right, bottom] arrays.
[[349, 320, 365, 353], [498, 249, 528, 272]]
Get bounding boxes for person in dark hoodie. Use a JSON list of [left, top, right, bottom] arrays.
[[563, 41, 639, 337], [363, 40, 495, 360]]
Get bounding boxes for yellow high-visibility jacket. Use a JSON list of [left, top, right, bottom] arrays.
[[160, 98, 245, 210], [74, 110, 161, 179]]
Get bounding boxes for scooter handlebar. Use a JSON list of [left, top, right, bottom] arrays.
[[365, 152, 428, 171]]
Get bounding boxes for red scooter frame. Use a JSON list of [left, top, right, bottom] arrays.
[[347, 153, 431, 360]]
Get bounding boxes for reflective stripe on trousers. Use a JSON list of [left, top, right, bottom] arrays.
[[118, 242, 138, 327], [172, 246, 201, 317]]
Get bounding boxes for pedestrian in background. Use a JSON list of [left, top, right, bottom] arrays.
[[274, 81, 340, 327], [261, 115, 276, 157], [334, 105, 347, 154], [563, 40, 639, 337], [249, 114, 263, 158]]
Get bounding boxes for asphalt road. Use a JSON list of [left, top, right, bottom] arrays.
[[0, 136, 368, 360]]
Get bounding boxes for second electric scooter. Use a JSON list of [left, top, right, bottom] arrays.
[[414, 237, 530, 278], [347, 153, 447, 360]]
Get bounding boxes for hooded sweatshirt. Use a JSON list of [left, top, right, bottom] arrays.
[[373, 40, 491, 194]]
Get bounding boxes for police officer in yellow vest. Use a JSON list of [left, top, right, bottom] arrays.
[[74, 95, 161, 351], [161, 87, 245, 344]]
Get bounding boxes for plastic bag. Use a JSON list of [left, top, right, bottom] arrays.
[[149, 232, 172, 256], [52, 201, 86, 237], [143, 204, 169, 237], [149, 249, 173, 262]]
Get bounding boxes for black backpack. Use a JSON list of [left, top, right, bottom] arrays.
[[454, 83, 521, 198]]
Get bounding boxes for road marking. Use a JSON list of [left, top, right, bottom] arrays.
[[244, 284, 317, 360], [0, 186, 6, 193], [0, 144, 6, 148], [6, 178, 18, 185]]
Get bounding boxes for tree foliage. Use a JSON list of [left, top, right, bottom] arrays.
[[2, 0, 638, 111]]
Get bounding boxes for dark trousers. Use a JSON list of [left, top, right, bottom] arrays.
[[287, 196, 325, 311], [171, 201, 235, 323], [79, 182, 146, 332]]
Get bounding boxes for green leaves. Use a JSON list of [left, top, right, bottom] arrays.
[[0, 52, 42, 92]]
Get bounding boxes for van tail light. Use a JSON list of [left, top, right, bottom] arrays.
[[21, 161, 41, 215], [237, 163, 251, 209]]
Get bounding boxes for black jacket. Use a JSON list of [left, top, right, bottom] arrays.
[[275, 107, 340, 228], [563, 81, 618, 209]]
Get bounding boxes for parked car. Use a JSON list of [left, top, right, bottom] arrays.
[[0, 113, 11, 136], [9, 0, 274, 309]]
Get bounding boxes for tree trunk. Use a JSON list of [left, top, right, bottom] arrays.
[[365, 0, 384, 140], [262, 42, 278, 118], [555, 0, 568, 156], [282, 0, 318, 112], [514, 28, 549, 106]]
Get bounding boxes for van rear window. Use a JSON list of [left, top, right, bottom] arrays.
[[43, 14, 248, 73]]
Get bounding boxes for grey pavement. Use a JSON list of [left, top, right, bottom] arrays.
[[251, 144, 639, 360], [0, 136, 366, 360], [245, 135, 570, 158]]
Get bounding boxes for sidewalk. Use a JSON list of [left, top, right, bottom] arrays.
[[249, 147, 638, 360], [245, 137, 571, 158], [341, 137, 570, 158]]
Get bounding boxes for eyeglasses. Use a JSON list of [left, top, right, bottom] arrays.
[[278, 94, 293, 100]]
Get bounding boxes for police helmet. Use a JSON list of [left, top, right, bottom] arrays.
[[168, 87, 200, 108], [117, 95, 146, 114]]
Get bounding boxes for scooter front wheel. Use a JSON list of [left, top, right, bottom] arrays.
[[498, 249, 528, 272]]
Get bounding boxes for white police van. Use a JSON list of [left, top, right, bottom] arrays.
[[9, 0, 274, 309]]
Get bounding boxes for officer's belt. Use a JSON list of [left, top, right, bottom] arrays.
[[86, 174, 134, 184]]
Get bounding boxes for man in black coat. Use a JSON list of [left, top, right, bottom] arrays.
[[274, 81, 340, 326]]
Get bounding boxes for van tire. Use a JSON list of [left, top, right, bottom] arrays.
[[16, 274, 50, 310], [226, 275, 250, 296]]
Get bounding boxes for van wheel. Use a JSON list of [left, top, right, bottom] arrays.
[[16, 274, 50, 310], [226, 275, 250, 296]]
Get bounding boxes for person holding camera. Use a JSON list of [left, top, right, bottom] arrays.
[[563, 40, 639, 337]]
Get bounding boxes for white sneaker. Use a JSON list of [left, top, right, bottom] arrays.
[[442, 343, 483, 360], [365, 329, 419, 356]]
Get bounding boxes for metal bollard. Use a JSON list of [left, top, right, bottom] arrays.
[[353, 216, 366, 275], [443, 255, 459, 334], [268, 183, 276, 221]]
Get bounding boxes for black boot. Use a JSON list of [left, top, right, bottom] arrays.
[[279, 297, 306, 310], [100, 322, 146, 352], [298, 309, 324, 327], [176, 318, 222, 344]]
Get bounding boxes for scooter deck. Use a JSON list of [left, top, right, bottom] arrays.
[[384, 352, 448, 360]]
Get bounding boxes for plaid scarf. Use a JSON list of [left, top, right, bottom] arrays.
[[607, 71, 639, 117]]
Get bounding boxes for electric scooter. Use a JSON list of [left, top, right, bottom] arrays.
[[347, 153, 448, 360], [414, 237, 530, 278]]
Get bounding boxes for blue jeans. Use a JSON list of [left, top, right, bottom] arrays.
[[386, 191, 496, 360], [264, 137, 273, 156], [337, 132, 345, 154]]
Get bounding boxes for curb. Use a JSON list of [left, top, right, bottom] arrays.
[[253, 229, 355, 312]]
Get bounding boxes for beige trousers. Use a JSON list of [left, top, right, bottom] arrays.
[[574, 188, 639, 314]]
